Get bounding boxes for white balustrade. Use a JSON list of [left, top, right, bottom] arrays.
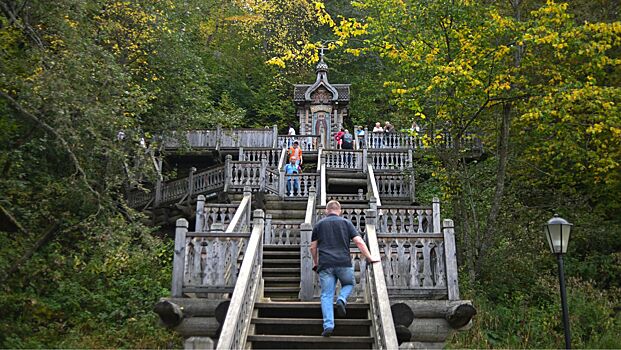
[[277, 135, 320, 151], [324, 150, 364, 170], [368, 150, 411, 171]]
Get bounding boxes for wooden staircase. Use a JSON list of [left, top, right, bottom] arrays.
[[262, 245, 301, 300], [262, 195, 305, 300], [248, 302, 374, 349]]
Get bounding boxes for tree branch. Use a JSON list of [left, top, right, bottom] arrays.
[[0, 90, 102, 204]]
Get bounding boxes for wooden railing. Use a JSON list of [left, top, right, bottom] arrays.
[[299, 188, 317, 300], [377, 199, 440, 234], [367, 165, 382, 208], [281, 173, 319, 198], [366, 131, 421, 149], [195, 196, 238, 232], [368, 149, 412, 171], [364, 209, 399, 349], [217, 210, 265, 350], [225, 190, 252, 233], [127, 188, 153, 208], [239, 147, 281, 168], [328, 190, 365, 202], [324, 149, 366, 170], [264, 215, 301, 245], [164, 126, 278, 150], [277, 135, 321, 151], [375, 173, 414, 201], [171, 219, 251, 297], [319, 150, 326, 206], [316, 204, 368, 234], [127, 165, 225, 208], [224, 157, 263, 193]]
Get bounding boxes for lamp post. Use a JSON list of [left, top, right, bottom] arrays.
[[544, 214, 573, 349]]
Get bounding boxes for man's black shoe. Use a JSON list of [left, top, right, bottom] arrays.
[[321, 328, 333, 337], [336, 299, 347, 317]]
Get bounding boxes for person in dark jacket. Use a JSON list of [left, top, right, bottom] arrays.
[[310, 200, 380, 337]]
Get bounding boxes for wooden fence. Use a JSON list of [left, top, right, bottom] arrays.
[[164, 126, 278, 150]]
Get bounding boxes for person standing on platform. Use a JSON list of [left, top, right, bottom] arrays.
[[285, 156, 300, 196], [288, 140, 303, 167], [311, 200, 380, 337]]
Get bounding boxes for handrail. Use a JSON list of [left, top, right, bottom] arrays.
[[277, 147, 287, 171], [304, 187, 317, 225], [217, 210, 265, 350], [367, 164, 382, 208], [364, 209, 399, 349], [299, 188, 317, 300], [320, 150, 326, 206], [226, 188, 252, 233]]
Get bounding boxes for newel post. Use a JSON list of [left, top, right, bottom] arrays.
[[224, 154, 232, 193], [154, 176, 163, 206], [172, 218, 188, 297], [238, 147, 244, 160], [244, 186, 252, 227], [264, 214, 273, 245], [187, 167, 196, 206], [443, 219, 460, 301], [363, 148, 368, 172], [364, 127, 369, 149], [432, 197, 441, 233], [215, 125, 222, 151], [410, 170, 416, 204], [195, 194, 205, 232], [272, 125, 279, 148], [299, 222, 314, 301], [259, 154, 267, 192]]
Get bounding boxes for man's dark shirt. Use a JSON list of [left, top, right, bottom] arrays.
[[311, 213, 360, 271]]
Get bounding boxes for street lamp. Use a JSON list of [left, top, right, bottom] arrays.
[[544, 214, 573, 349]]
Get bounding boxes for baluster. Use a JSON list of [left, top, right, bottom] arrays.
[[422, 239, 433, 287]]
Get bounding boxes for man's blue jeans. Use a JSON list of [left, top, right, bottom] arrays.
[[319, 266, 355, 330]]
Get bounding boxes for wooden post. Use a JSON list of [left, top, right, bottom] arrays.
[[408, 149, 413, 168], [370, 196, 377, 212], [215, 125, 222, 151], [272, 125, 278, 148], [244, 187, 252, 229], [172, 218, 188, 297], [195, 195, 205, 232], [433, 197, 441, 233], [358, 188, 364, 200], [154, 179, 163, 207], [364, 127, 369, 149], [238, 146, 244, 161], [443, 219, 460, 301], [410, 170, 416, 204], [264, 214, 272, 245], [259, 155, 267, 192], [299, 222, 314, 301], [320, 152, 327, 206], [188, 167, 196, 206], [224, 154, 232, 193], [362, 148, 368, 172]]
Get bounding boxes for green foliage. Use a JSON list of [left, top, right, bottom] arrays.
[[449, 277, 621, 348], [0, 216, 181, 348]]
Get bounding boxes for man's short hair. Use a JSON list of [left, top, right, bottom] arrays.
[[326, 200, 341, 212], [293, 140, 299, 145]]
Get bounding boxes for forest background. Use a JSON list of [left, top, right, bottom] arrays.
[[0, 0, 619, 348]]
